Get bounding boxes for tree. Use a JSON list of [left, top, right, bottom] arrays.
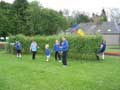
[[38, 8, 68, 35], [0, 1, 12, 38], [71, 11, 90, 24], [101, 9, 107, 22], [63, 9, 70, 16], [92, 9, 108, 24], [0, 0, 69, 36], [28, 1, 68, 35], [27, 1, 42, 35], [110, 8, 120, 24], [12, 0, 30, 34]]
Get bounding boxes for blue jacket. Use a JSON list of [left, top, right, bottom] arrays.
[[100, 43, 106, 52], [45, 48, 50, 56], [16, 42, 21, 50], [53, 44, 60, 52], [62, 40, 69, 51]]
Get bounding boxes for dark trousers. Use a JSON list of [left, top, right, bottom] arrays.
[[62, 51, 67, 65], [32, 51, 36, 60], [55, 51, 61, 60], [96, 55, 100, 60]]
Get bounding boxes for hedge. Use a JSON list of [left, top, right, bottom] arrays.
[[6, 34, 102, 60]]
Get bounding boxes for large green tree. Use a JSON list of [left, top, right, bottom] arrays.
[[28, 1, 68, 35], [0, 1, 13, 38], [27, 1, 43, 35], [0, 1, 69, 36], [39, 8, 68, 35], [12, 0, 30, 34]]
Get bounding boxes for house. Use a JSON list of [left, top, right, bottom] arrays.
[[66, 22, 120, 45]]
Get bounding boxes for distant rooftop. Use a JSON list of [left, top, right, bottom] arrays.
[[66, 22, 120, 34]]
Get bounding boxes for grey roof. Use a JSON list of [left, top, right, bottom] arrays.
[[66, 22, 120, 34]]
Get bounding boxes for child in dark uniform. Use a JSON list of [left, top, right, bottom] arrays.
[[96, 40, 106, 60], [53, 40, 61, 61], [15, 41, 22, 58]]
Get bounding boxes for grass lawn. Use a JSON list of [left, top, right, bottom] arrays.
[[106, 45, 120, 53], [106, 49, 120, 53], [0, 51, 120, 90], [107, 45, 120, 49]]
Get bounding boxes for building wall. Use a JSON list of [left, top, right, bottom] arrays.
[[103, 34, 120, 45]]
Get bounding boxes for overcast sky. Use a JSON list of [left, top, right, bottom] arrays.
[[3, 0, 120, 14]]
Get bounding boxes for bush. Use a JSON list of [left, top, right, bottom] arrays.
[[6, 34, 102, 60]]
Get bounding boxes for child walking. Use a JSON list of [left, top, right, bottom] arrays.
[[45, 44, 50, 62]]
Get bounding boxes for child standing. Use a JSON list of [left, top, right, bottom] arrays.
[[45, 44, 50, 62], [96, 40, 106, 60], [53, 40, 61, 61], [15, 41, 22, 58], [30, 40, 38, 60], [61, 36, 69, 66]]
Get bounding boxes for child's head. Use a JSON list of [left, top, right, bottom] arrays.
[[16, 41, 20, 44], [55, 39, 59, 44], [62, 36, 66, 41], [16, 41, 18, 43], [102, 40, 106, 44], [45, 44, 49, 48], [32, 39, 35, 43]]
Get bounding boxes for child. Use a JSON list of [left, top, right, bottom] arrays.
[[15, 41, 22, 58], [96, 40, 106, 60], [61, 36, 69, 66], [45, 44, 50, 62], [53, 40, 61, 61], [30, 40, 38, 60]]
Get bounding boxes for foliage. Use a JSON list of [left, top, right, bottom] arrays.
[[110, 8, 120, 24], [12, 0, 30, 34], [0, 1, 12, 37], [101, 9, 107, 22], [71, 11, 90, 24], [6, 34, 102, 60], [92, 9, 107, 24], [28, 3, 68, 35], [0, 1, 69, 36]]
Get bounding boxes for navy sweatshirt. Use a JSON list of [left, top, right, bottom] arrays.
[[45, 48, 50, 56], [53, 44, 60, 52], [62, 40, 69, 51]]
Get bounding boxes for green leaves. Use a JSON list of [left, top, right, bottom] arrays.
[[7, 34, 102, 60], [0, 1, 68, 36]]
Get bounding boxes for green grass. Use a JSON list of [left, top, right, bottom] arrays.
[[106, 45, 120, 53], [107, 45, 120, 49], [106, 49, 120, 53], [0, 51, 120, 90]]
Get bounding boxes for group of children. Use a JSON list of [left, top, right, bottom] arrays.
[[15, 38, 106, 66], [15, 36, 69, 66]]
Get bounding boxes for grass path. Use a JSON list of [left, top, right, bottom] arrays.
[[0, 51, 120, 90]]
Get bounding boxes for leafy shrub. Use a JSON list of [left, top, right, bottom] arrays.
[[6, 34, 102, 60]]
